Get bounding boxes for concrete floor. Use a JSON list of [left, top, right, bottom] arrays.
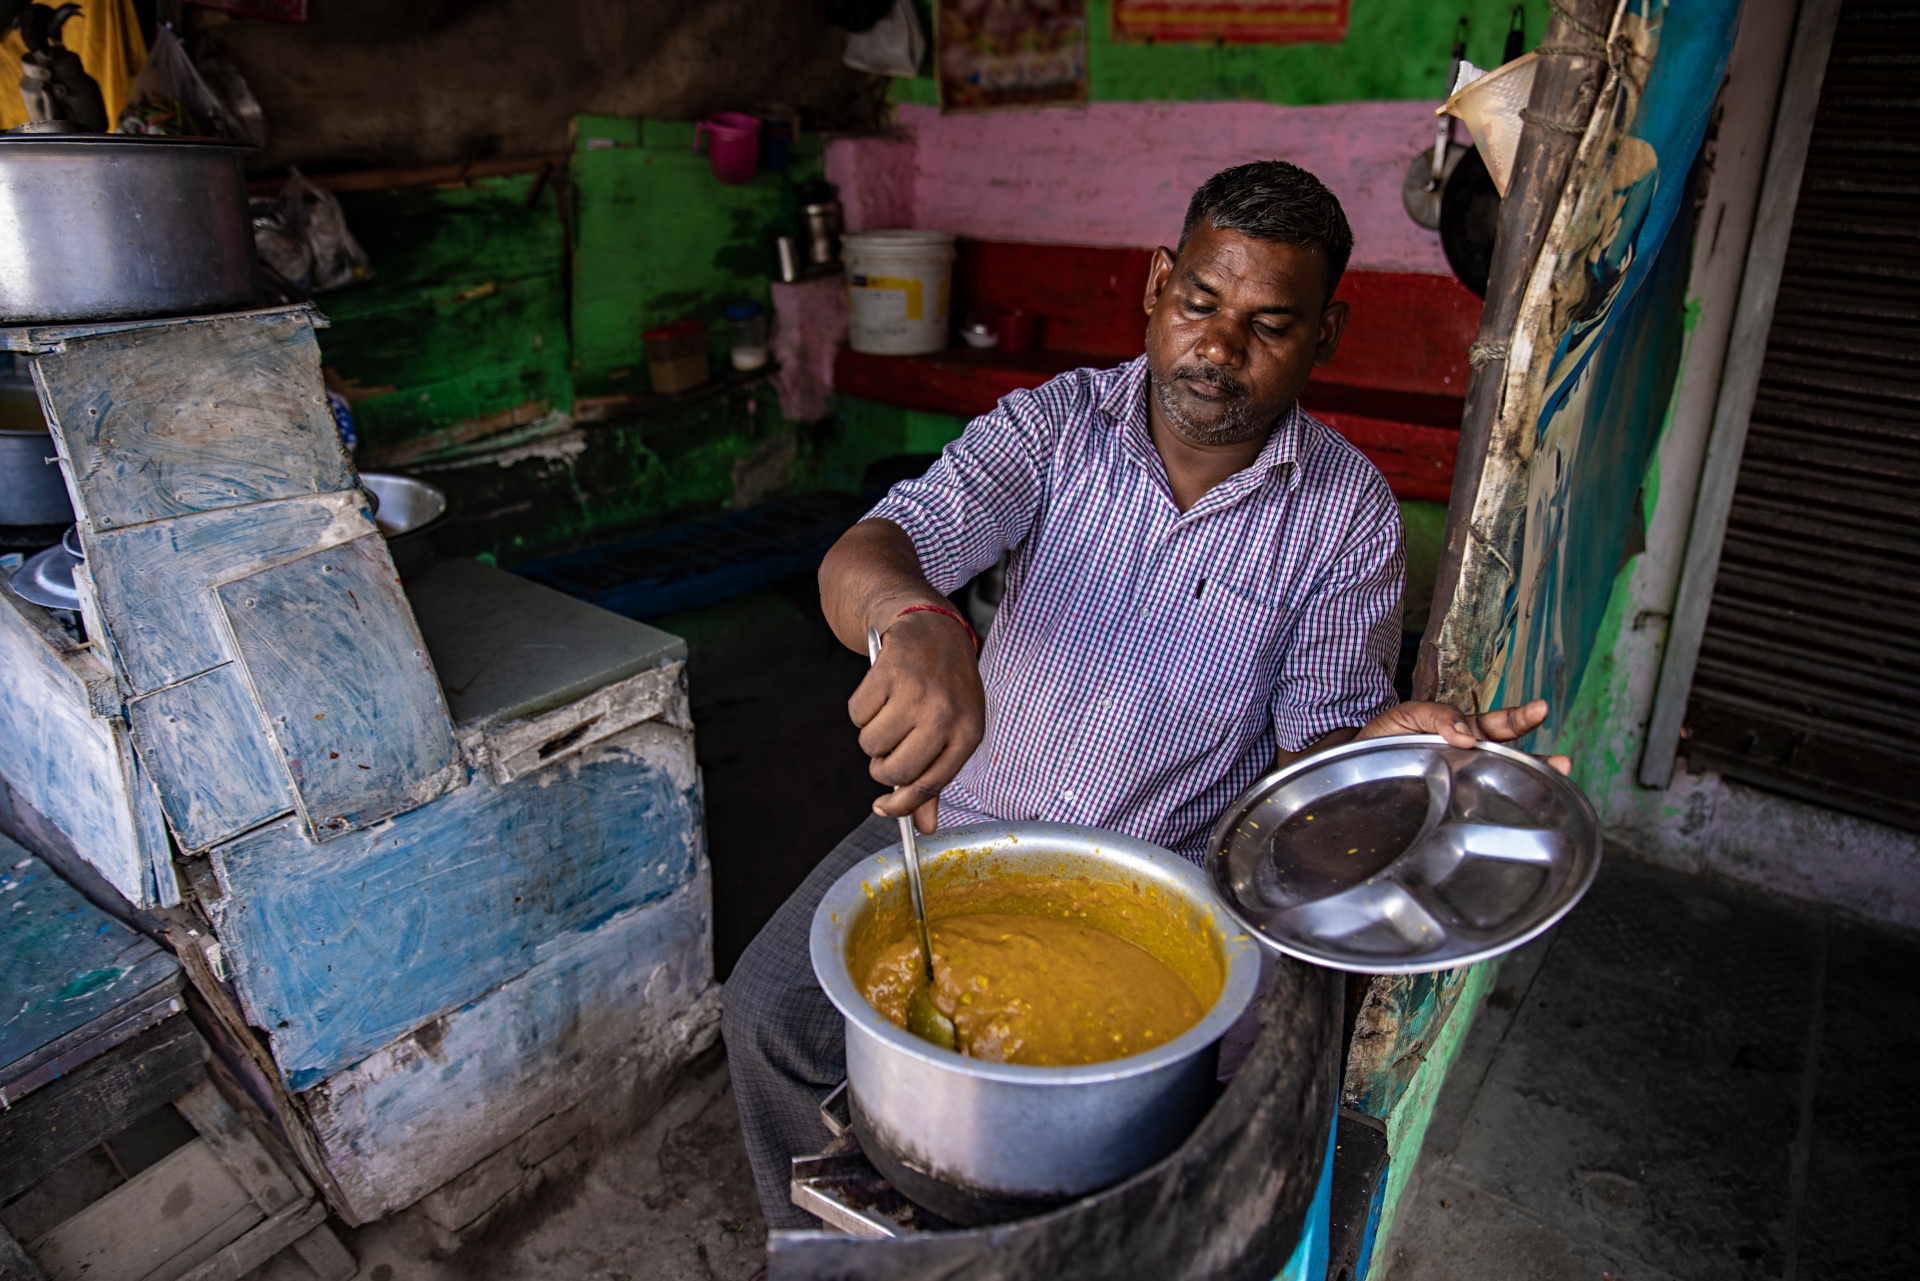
[[1382, 852, 1918, 1281], [260, 581, 1916, 1281]]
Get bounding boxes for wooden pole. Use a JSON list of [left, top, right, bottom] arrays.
[[1413, 0, 1619, 704]]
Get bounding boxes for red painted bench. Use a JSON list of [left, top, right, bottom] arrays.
[[834, 240, 1479, 504]]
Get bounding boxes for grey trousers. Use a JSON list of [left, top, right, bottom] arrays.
[[723, 814, 897, 1231]]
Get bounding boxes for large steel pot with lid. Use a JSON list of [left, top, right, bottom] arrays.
[[0, 129, 254, 323], [810, 822, 1260, 1225]]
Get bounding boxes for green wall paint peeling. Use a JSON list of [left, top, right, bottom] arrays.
[[569, 115, 824, 398], [317, 175, 572, 463], [893, 0, 1550, 108]]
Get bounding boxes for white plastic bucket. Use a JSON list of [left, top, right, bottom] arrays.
[[843, 230, 955, 355]]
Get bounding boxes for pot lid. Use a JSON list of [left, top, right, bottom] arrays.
[[0, 124, 249, 148], [1204, 735, 1601, 974]]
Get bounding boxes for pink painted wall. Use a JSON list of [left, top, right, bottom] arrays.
[[827, 100, 1451, 276]]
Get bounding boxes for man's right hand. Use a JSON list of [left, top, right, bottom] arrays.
[[848, 609, 985, 834], [821, 519, 989, 835]]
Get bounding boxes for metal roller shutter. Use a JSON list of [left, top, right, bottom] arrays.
[[1684, 0, 1920, 831]]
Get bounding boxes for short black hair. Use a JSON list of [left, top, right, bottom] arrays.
[[1178, 161, 1354, 297]]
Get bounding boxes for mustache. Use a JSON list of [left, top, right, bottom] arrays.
[[1168, 364, 1249, 400]]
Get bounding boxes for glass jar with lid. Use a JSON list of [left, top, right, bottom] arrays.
[[725, 300, 769, 372]]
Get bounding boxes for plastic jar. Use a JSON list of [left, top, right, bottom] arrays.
[[725, 300, 769, 372], [642, 319, 709, 395], [842, 230, 955, 356]]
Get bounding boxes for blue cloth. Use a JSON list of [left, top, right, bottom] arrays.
[[1277, 1117, 1339, 1281], [868, 355, 1404, 862]]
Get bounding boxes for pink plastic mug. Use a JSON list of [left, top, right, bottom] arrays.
[[696, 113, 761, 185]]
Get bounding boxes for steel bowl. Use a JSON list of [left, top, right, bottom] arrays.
[[8, 524, 81, 609], [0, 132, 254, 324], [359, 473, 446, 537], [1205, 735, 1602, 974], [811, 822, 1260, 1225]]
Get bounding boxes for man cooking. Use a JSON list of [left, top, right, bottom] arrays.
[[723, 160, 1568, 1232]]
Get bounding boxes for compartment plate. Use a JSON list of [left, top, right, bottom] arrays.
[[1205, 735, 1601, 973]]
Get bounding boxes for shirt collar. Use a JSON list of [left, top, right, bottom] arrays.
[[1103, 357, 1306, 503]]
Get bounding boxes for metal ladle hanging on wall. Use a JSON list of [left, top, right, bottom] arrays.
[[1403, 17, 1473, 230], [1403, 8, 1529, 234]]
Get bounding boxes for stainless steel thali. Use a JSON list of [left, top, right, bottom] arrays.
[[1205, 735, 1601, 974]]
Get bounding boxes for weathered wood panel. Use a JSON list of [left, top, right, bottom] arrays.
[[483, 662, 688, 784], [31, 310, 351, 533], [216, 533, 457, 840], [0, 1222, 45, 1281], [172, 1201, 328, 1281], [304, 870, 719, 1222], [28, 1138, 261, 1281], [172, 1081, 308, 1216], [0, 589, 154, 905], [208, 722, 702, 1089], [127, 666, 294, 854], [0, 1016, 208, 1203], [0, 840, 179, 1085], [81, 491, 374, 696]]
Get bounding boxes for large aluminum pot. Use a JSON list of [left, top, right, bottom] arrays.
[[811, 822, 1260, 1225], [0, 132, 253, 323]]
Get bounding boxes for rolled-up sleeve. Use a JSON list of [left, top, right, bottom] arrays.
[[1270, 472, 1404, 751], [863, 383, 1062, 596]]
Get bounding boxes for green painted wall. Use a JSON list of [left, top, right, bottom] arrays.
[[568, 116, 824, 398], [892, 0, 1551, 108], [317, 175, 572, 466]]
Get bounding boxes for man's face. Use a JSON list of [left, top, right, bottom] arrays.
[[1143, 220, 1349, 447]]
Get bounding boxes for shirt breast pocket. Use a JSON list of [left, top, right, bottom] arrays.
[[1157, 582, 1289, 732]]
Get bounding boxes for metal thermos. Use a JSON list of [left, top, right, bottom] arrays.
[[803, 200, 843, 269]]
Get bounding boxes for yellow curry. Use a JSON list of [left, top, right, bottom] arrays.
[[852, 871, 1223, 1066]]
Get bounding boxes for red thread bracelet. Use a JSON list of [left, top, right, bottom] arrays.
[[890, 604, 980, 653]]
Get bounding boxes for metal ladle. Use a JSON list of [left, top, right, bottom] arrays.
[[866, 626, 960, 1053]]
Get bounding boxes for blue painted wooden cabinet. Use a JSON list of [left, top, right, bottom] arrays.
[[0, 307, 717, 1227]]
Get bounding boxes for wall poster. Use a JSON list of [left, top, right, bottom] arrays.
[[1109, 0, 1350, 45], [936, 0, 1089, 113]]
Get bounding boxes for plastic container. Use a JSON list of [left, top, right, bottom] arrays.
[[997, 308, 1038, 355], [695, 112, 760, 186], [842, 230, 955, 356], [642, 319, 710, 394], [725, 300, 769, 372], [758, 118, 793, 171]]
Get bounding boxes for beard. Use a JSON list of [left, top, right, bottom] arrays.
[[1150, 363, 1271, 446]]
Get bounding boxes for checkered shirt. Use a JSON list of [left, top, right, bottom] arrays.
[[866, 355, 1404, 863]]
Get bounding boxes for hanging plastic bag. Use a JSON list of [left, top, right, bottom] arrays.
[[250, 196, 311, 294], [284, 167, 372, 292], [843, 0, 925, 77], [118, 26, 227, 136], [198, 58, 269, 148]]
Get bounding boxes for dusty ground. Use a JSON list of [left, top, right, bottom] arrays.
[[262, 1048, 768, 1281]]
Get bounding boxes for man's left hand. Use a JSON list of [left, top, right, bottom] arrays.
[[1356, 698, 1571, 776]]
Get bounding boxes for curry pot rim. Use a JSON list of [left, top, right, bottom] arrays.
[[810, 820, 1261, 1084]]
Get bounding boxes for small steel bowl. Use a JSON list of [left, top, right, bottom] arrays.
[[359, 472, 446, 537], [811, 821, 1260, 1224]]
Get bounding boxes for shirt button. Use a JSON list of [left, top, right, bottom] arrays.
[[1137, 606, 1148, 618], [1062, 789, 1076, 802], [1098, 698, 1113, 710]]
